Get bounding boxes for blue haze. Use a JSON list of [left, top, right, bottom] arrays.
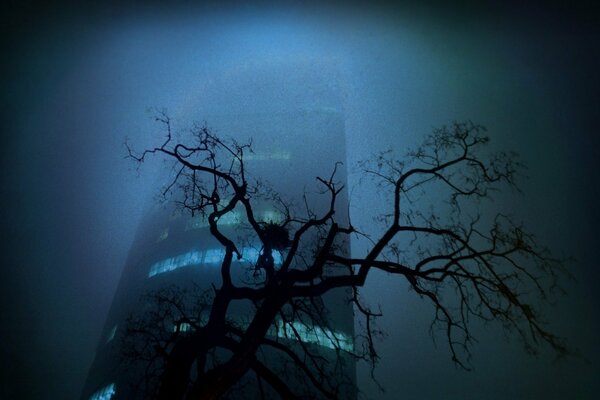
[[1, 2, 598, 399]]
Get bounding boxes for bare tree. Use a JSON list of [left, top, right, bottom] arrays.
[[124, 115, 568, 399]]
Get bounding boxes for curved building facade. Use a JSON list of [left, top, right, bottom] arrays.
[[81, 109, 356, 399]]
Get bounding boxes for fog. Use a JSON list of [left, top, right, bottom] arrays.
[[1, 2, 598, 399]]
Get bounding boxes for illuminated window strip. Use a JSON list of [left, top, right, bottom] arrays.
[[185, 211, 242, 231], [261, 210, 284, 223], [148, 248, 282, 278], [245, 151, 291, 161], [171, 314, 210, 333], [204, 248, 226, 264], [169, 315, 353, 352], [172, 322, 194, 333], [185, 210, 284, 231], [148, 250, 203, 277], [271, 321, 354, 352], [89, 383, 115, 400]]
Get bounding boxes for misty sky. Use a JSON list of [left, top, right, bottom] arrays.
[[1, 2, 599, 399]]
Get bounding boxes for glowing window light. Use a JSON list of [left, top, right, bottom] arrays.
[[148, 250, 203, 277], [204, 248, 226, 264], [171, 314, 210, 334], [172, 322, 193, 333], [245, 151, 291, 161], [260, 210, 284, 223], [272, 321, 353, 352], [185, 211, 242, 231], [241, 247, 260, 263], [89, 383, 115, 400], [216, 211, 242, 225], [106, 325, 117, 343], [164, 315, 352, 352], [148, 247, 283, 278], [186, 209, 284, 231]]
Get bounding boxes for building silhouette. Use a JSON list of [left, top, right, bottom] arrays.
[[81, 109, 356, 399]]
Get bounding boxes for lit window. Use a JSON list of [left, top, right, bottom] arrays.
[[172, 322, 193, 333], [272, 321, 353, 352], [89, 383, 115, 400], [245, 151, 291, 161], [148, 247, 282, 278], [171, 314, 209, 333], [186, 211, 242, 231], [204, 248, 226, 264], [106, 325, 117, 343], [241, 247, 260, 264], [164, 314, 352, 352], [216, 211, 242, 225], [260, 210, 284, 223], [148, 250, 203, 277], [185, 209, 284, 231]]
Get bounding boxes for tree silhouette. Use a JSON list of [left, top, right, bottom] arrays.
[[124, 115, 568, 399]]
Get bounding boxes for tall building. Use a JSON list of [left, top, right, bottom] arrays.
[[81, 109, 356, 399]]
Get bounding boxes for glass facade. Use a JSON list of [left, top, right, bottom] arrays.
[[82, 109, 355, 399]]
